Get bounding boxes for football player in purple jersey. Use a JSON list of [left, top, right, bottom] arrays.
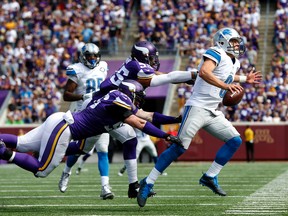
[[0, 80, 182, 180]]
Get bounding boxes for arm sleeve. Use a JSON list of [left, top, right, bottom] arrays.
[[142, 121, 168, 139], [152, 112, 181, 125], [150, 71, 193, 87]]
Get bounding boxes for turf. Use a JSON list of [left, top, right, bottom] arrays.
[[0, 161, 287, 216]]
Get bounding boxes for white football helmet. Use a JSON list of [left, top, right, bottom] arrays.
[[79, 43, 101, 69], [213, 28, 245, 58]]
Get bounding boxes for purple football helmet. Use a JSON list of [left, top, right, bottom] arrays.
[[119, 79, 146, 108], [131, 41, 160, 70]]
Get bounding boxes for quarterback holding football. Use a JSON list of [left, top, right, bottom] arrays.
[[137, 27, 262, 208]]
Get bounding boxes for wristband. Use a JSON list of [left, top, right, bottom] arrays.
[[239, 76, 247, 83], [152, 112, 180, 125], [142, 121, 167, 138]]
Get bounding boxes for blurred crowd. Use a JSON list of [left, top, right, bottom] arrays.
[[0, 0, 287, 124], [177, 0, 288, 123], [0, 0, 129, 124]]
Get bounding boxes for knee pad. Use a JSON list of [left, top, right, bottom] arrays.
[[95, 133, 110, 153], [226, 136, 242, 149], [109, 124, 136, 144], [170, 143, 186, 156]]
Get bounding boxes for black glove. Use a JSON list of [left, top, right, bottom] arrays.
[[175, 115, 182, 123], [165, 134, 183, 147]]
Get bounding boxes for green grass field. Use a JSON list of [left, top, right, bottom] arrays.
[[0, 161, 287, 216]]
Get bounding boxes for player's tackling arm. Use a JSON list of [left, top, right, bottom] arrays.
[[123, 114, 182, 146], [135, 109, 182, 124], [148, 70, 198, 87]]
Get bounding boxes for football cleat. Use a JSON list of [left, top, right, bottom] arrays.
[[137, 177, 155, 207], [128, 181, 156, 199], [100, 184, 114, 200], [199, 173, 227, 196], [75, 167, 81, 175], [118, 166, 126, 176], [58, 172, 71, 193]]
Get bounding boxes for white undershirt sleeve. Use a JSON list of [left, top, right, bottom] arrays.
[[150, 71, 192, 87]]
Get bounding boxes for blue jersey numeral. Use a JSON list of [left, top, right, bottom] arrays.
[[219, 75, 233, 98], [85, 78, 103, 93]]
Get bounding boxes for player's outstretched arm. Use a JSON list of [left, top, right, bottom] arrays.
[[124, 115, 182, 146], [149, 69, 198, 87], [135, 109, 182, 124]]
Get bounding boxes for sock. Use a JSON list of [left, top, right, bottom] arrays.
[[155, 144, 185, 173], [12, 152, 40, 174], [146, 167, 161, 184], [214, 136, 242, 166], [65, 141, 84, 156], [0, 134, 18, 148], [64, 155, 79, 174], [125, 159, 137, 183], [153, 156, 158, 164], [205, 161, 223, 177], [97, 152, 109, 176], [83, 152, 91, 161], [101, 176, 109, 187]]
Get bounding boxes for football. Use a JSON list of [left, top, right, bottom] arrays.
[[222, 89, 244, 106]]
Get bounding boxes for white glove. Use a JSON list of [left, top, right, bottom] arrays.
[[82, 92, 94, 101]]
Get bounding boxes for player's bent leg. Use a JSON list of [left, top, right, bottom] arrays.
[[59, 136, 96, 193], [0, 142, 40, 174], [96, 134, 113, 199], [199, 136, 242, 196], [109, 124, 141, 198], [95, 133, 114, 200]]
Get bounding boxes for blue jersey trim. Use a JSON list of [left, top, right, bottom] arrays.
[[66, 68, 76, 76], [205, 49, 221, 63]]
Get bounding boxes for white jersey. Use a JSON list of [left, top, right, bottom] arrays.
[[186, 46, 240, 110], [66, 61, 108, 111], [134, 128, 157, 158]]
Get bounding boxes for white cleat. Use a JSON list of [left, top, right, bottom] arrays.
[[100, 184, 114, 200], [58, 172, 70, 193]]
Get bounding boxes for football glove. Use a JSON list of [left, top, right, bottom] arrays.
[[165, 134, 183, 147], [175, 115, 182, 123], [82, 92, 94, 101]]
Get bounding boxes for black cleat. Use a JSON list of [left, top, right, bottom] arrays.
[[199, 173, 226, 196], [128, 181, 156, 199]]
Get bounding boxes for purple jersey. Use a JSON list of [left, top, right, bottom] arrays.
[[69, 90, 138, 140], [99, 57, 155, 96]]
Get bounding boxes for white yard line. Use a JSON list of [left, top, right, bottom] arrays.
[[225, 170, 288, 215]]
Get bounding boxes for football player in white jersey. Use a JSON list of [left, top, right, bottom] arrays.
[[57, 43, 114, 200], [137, 27, 262, 207]]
